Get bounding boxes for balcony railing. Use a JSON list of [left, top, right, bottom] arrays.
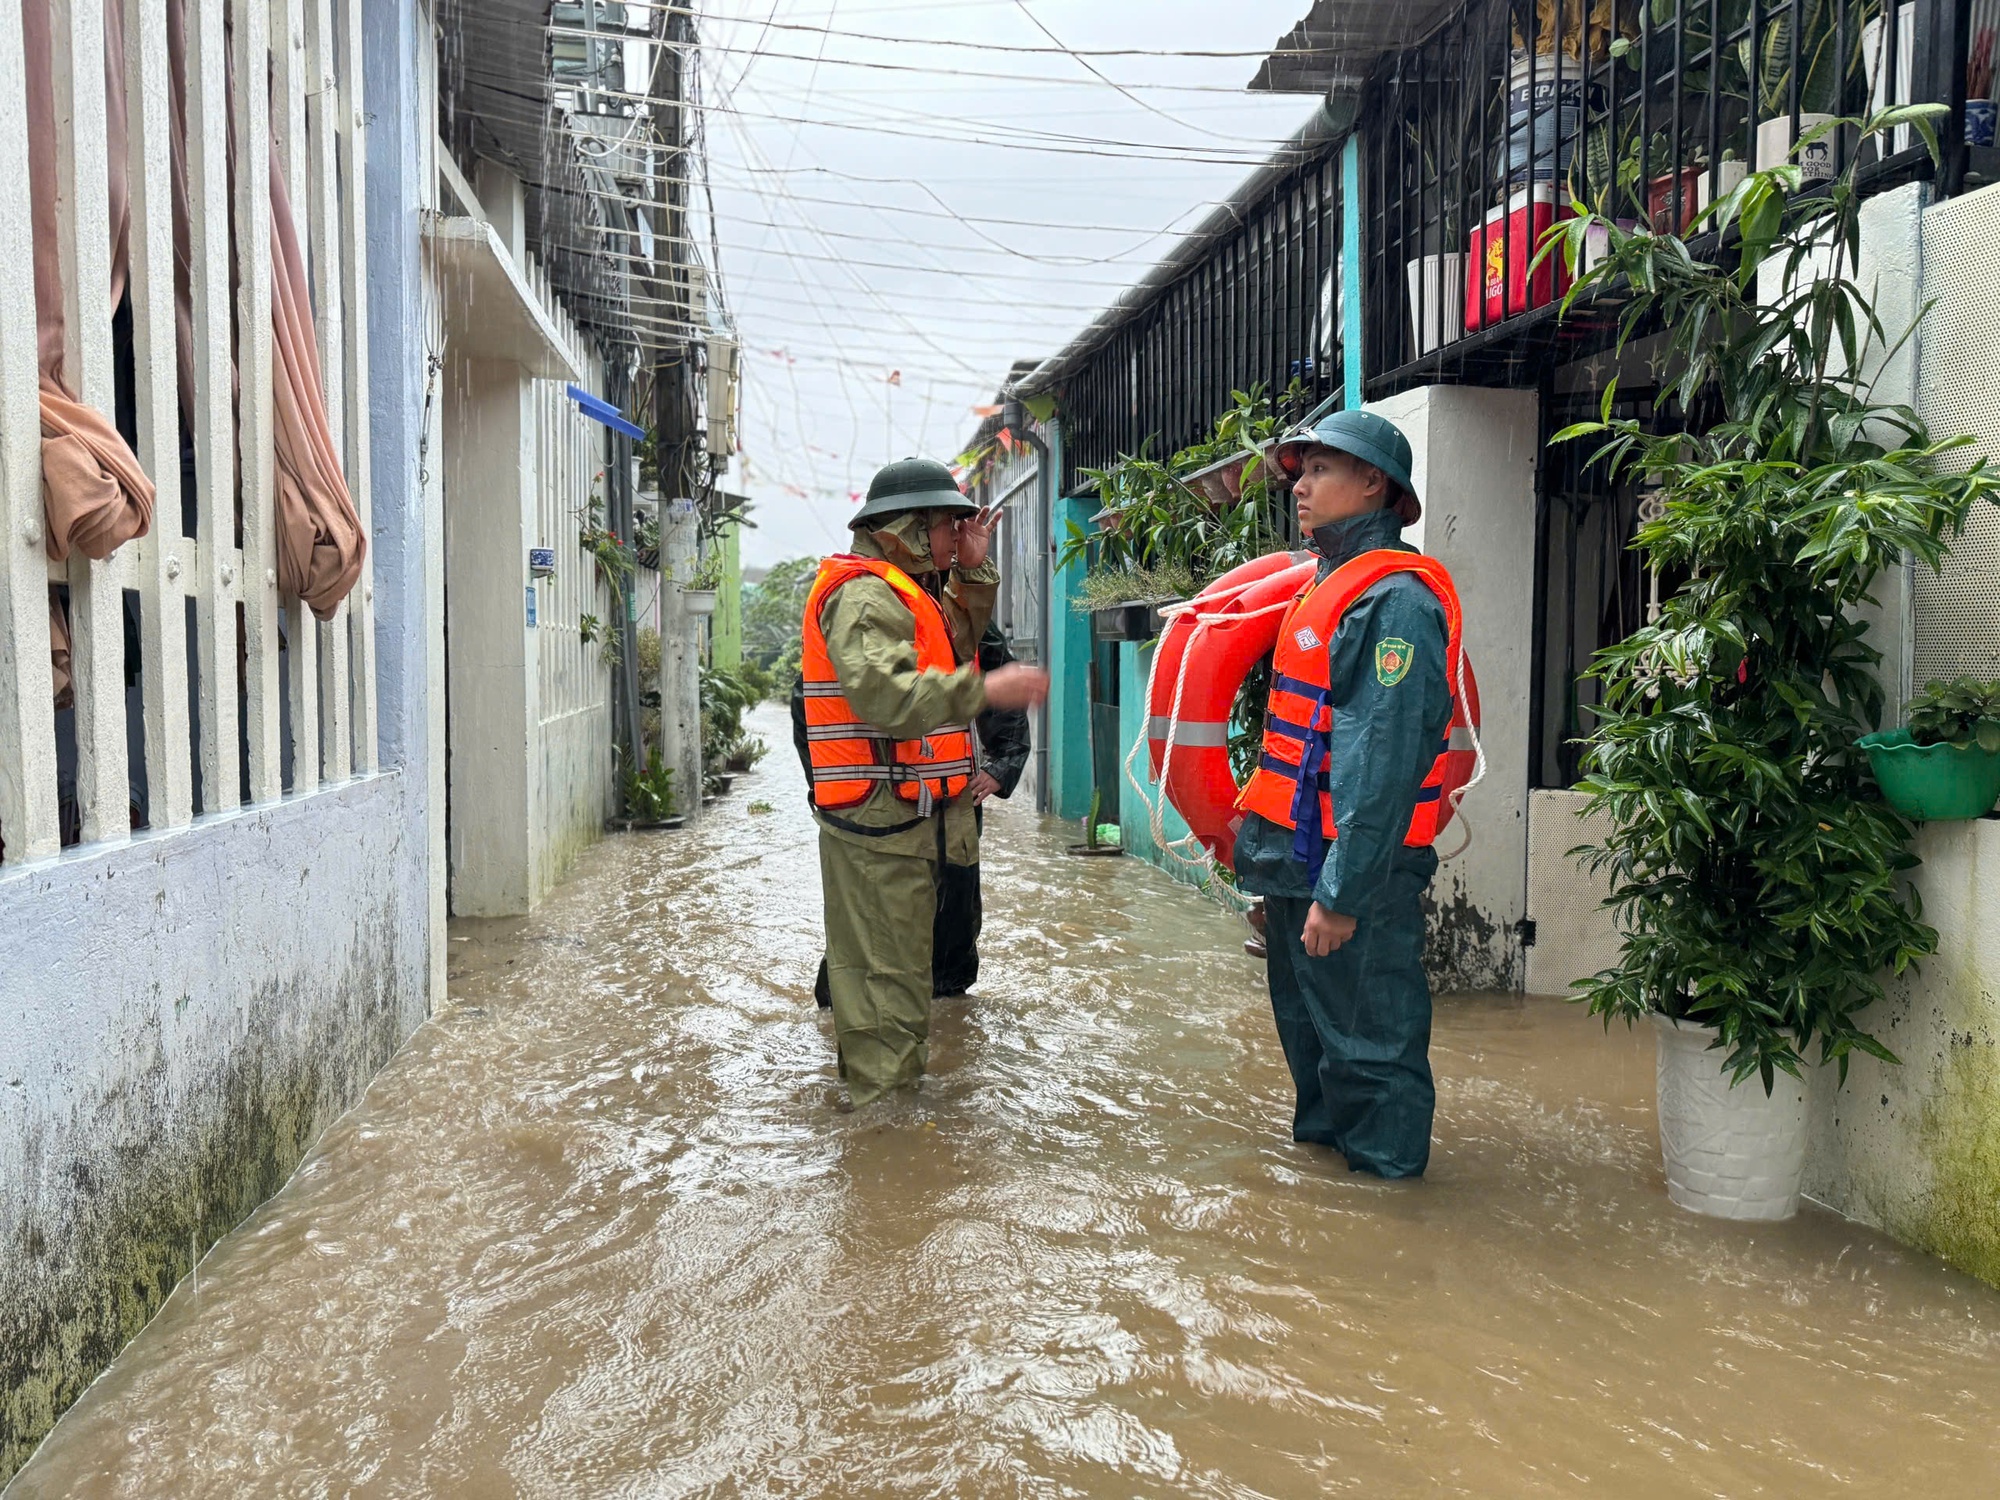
[[1360, 0, 1978, 395]]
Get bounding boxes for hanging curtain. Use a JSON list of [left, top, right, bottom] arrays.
[[268, 146, 365, 619], [24, 0, 156, 567]]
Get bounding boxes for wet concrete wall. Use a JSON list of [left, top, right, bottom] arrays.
[[1801, 182, 2000, 1286], [0, 0, 442, 1480], [0, 777, 431, 1479], [1367, 385, 1538, 992], [1807, 820, 2000, 1285]]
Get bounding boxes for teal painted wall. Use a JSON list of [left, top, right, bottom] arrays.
[[1342, 135, 1364, 410], [1045, 423, 1096, 821], [1047, 493, 1096, 822]]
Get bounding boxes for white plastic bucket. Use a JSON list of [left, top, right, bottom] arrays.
[[1404, 253, 1465, 356]]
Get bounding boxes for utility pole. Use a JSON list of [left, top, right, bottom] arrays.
[[652, 0, 704, 815]]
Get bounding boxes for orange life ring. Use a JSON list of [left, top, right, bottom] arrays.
[[1146, 549, 1483, 870], [1146, 552, 1315, 870]]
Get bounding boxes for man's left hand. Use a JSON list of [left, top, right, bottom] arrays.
[[967, 770, 1003, 805], [1302, 903, 1357, 958], [956, 506, 1000, 572]]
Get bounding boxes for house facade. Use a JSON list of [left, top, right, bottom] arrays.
[[0, 0, 722, 1477], [1005, 0, 2000, 1282]]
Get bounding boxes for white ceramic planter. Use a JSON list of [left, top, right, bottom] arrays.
[[1756, 113, 1836, 184], [1695, 159, 1747, 214], [1652, 1014, 1810, 1221], [682, 588, 719, 618]]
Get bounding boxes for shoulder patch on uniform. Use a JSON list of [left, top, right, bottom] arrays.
[[1293, 625, 1322, 652], [1375, 637, 1414, 687]]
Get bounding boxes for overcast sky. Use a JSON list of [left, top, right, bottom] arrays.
[[696, 0, 1322, 568]]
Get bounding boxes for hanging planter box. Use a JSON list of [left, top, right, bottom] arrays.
[[1858, 730, 2000, 821], [682, 588, 720, 618], [1091, 598, 1182, 643]]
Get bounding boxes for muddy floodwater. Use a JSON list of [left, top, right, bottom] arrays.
[[12, 705, 2000, 1497]]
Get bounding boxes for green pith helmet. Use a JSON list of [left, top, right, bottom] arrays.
[[850, 457, 979, 529], [1271, 409, 1418, 500]]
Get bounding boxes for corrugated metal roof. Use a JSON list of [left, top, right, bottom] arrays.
[[1248, 0, 1462, 96]]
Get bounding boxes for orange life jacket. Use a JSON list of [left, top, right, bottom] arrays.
[[1236, 550, 1479, 872], [799, 554, 976, 814]]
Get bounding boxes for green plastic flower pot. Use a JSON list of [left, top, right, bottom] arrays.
[[1858, 730, 2000, 822]]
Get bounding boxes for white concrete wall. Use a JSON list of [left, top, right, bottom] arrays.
[[1523, 789, 1622, 997], [0, 2, 441, 1472], [1799, 181, 2000, 1286], [1805, 819, 2000, 1284], [444, 352, 618, 916], [1367, 385, 1539, 991]]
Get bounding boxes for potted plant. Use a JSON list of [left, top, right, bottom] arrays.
[[724, 732, 769, 775], [617, 752, 682, 831], [1860, 679, 2000, 821], [1061, 387, 1294, 636], [1549, 105, 1999, 1221], [682, 550, 724, 616], [1066, 789, 1124, 858], [1749, 0, 1850, 182]]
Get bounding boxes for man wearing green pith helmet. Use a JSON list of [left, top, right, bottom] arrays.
[[1233, 410, 1472, 1179], [797, 459, 1049, 1106]]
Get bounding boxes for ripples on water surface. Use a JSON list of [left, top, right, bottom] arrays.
[[12, 705, 2000, 1498]]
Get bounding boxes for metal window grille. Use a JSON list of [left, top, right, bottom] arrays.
[[1360, 0, 1972, 401], [0, 0, 379, 863], [1054, 146, 1344, 497]]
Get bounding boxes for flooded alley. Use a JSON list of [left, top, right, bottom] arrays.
[[11, 705, 2000, 1498]]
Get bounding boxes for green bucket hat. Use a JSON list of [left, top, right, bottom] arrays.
[[1271, 409, 1418, 501], [850, 457, 979, 529]]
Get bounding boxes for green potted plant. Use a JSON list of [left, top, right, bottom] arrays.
[[1059, 386, 1294, 636], [618, 752, 681, 831], [1548, 105, 1999, 1221], [683, 549, 724, 617], [1860, 679, 2000, 821]]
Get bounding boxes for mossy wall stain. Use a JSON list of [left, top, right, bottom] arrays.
[[0, 909, 411, 1483], [1913, 1015, 2000, 1286]]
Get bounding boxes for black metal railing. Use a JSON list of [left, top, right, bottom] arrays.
[[1361, 0, 1973, 396], [1057, 148, 1343, 494]]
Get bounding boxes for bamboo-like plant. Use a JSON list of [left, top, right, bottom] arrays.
[[1546, 105, 2000, 1088]]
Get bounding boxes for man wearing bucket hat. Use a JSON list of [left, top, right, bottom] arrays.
[[798, 458, 1049, 1106], [1232, 409, 1461, 1179]]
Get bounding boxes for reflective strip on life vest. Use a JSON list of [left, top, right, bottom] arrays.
[[799, 554, 977, 811]]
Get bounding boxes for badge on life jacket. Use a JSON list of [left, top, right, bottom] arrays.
[[1293, 626, 1322, 652]]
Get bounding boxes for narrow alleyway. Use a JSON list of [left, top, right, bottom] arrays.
[[12, 705, 2000, 1497]]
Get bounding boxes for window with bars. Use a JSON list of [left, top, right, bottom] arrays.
[[0, 0, 379, 864], [1053, 146, 1345, 497], [1360, 0, 1973, 398]]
